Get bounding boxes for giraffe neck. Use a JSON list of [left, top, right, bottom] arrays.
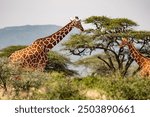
[[127, 42, 145, 67], [37, 21, 74, 52], [47, 21, 73, 44], [32, 21, 74, 52]]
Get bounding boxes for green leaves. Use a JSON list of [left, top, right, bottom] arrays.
[[106, 18, 137, 30], [128, 31, 150, 39], [0, 45, 27, 57], [63, 34, 94, 48], [46, 51, 77, 76], [84, 16, 111, 29], [84, 16, 137, 31]]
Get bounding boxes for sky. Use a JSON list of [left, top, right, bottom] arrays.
[[0, 0, 150, 30]]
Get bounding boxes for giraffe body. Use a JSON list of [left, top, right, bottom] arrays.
[[140, 60, 150, 77], [120, 38, 150, 77], [9, 45, 47, 70], [9, 17, 84, 70]]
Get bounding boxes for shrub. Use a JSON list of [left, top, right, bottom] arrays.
[[0, 57, 150, 100], [0, 45, 26, 57], [0, 57, 48, 99], [0, 58, 11, 92], [31, 72, 83, 100], [45, 51, 77, 76], [75, 76, 150, 100], [0, 59, 82, 100]]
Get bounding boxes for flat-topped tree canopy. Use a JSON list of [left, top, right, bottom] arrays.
[[63, 16, 150, 77]]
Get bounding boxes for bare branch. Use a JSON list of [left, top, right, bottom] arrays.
[[97, 56, 112, 69]]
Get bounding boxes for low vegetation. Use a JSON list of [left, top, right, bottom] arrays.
[[0, 57, 150, 100]]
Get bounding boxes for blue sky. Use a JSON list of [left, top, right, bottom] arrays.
[[0, 0, 150, 30]]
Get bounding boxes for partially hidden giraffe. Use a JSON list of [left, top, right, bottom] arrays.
[[9, 16, 84, 70], [120, 38, 150, 77]]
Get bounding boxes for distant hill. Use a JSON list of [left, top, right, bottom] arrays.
[[0, 25, 78, 50]]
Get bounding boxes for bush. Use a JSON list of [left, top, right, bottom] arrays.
[[0, 57, 150, 100], [0, 58, 82, 99], [0, 57, 48, 99], [31, 72, 83, 100], [75, 76, 150, 100], [45, 51, 77, 76], [11, 70, 48, 99], [0, 45, 26, 57], [0, 58, 11, 92]]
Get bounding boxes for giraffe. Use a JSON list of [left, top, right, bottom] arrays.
[[9, 16, 84, 70], [120, 38, 150, 77]]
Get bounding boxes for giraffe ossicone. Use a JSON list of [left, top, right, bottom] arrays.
[[9, 17, 84, 71], [120, 38, 150, 77], [70, 16, 80, 21]]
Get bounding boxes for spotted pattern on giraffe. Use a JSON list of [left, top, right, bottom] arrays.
[[120, 38, 150, 77]]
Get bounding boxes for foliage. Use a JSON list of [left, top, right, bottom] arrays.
[[46, 51, 77, 76], [75, 76, 150, 100], [0, 58, 11, 91], [64, 34, 94, 50], [31, 72, 82, 100], [0, 58, 47, 98], [0, 58, 82, 99], [84, 16, 137, 30], [75, 54, 113, 76], [64, 16, 150, 77], [0, 57, 150, 100], [0, 45, 27, 57]]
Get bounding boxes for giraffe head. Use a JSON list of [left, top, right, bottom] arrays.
[[120, 38, 129, 48], [70, 16, 84, 31]]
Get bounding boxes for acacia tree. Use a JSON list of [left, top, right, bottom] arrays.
[[64, 16, 150, 77]]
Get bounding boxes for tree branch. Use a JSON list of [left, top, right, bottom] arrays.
[[97, 56, 112, 69]]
